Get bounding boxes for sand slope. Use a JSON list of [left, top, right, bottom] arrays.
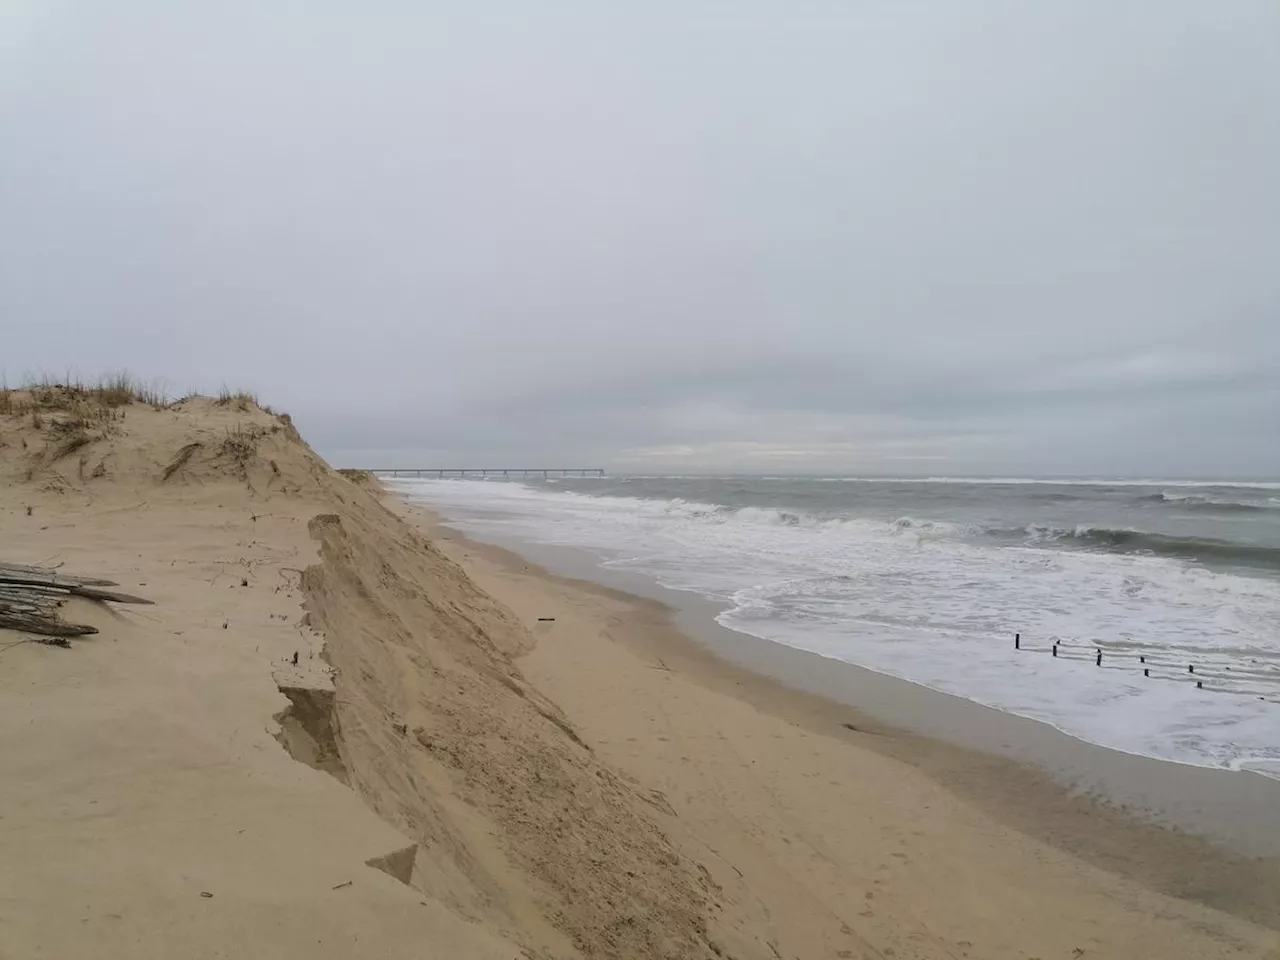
[[0, 390, 715, 959]]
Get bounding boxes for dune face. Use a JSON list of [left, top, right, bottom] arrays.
[[0, 387, 715, 959], [298, 503, 715, 959], [1, 385, 1277, 960]]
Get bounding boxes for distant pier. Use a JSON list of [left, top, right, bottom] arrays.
[[370, 468, 605, 479]]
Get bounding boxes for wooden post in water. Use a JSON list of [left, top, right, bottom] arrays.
[[1197, 680, 1203, 689], [1014, 632, 1020, 650]]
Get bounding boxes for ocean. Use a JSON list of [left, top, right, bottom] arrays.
[[389, 475, 1280, 779]]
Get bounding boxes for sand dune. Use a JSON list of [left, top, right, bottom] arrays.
[[0, 385, 1276, 959]]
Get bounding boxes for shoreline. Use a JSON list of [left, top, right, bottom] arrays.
[[385, 474, 1280, 783], [388, 495, 1280, 931]]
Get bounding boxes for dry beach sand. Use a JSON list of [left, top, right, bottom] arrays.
[[0, 385, 1276, 959]]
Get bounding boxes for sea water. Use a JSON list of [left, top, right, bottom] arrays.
[[390, 475, 1280, 779]]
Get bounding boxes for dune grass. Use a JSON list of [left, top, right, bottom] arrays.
[[2, 372, 170, 413], [216, 385, 260, 412], [2, 373, 278, 423]]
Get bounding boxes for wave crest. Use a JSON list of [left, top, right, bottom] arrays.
[[1022, 525, 1280, 569], [1143, 492, 1275, 512]]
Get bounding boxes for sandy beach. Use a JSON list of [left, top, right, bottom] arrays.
[[1, 387, 1278, 959]]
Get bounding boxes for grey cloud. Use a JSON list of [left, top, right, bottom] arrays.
[[2, 1, 1277, 476]]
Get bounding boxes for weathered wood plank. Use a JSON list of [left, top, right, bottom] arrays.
[[0, 575, 152, 604], [0, 563, 117, 587], [0, 563, 152, 638], [0, 612, 98, 637]]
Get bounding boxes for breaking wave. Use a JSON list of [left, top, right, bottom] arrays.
[[1020, 525, 1280, 570], [1142, 492, 1276, 513], [648, 500, 1280, 570]]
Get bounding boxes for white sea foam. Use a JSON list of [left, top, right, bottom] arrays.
[[392, 478, 1280, 776]]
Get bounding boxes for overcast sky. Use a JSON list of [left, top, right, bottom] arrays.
[[2, 2, 1277, 476]]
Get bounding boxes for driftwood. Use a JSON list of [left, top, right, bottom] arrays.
[[0, 575, 152, 605], [0, 595, 61, 614], [0, 612, 98, 637], [0, 562, 151, 640], [0, 563, 117, 587]]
